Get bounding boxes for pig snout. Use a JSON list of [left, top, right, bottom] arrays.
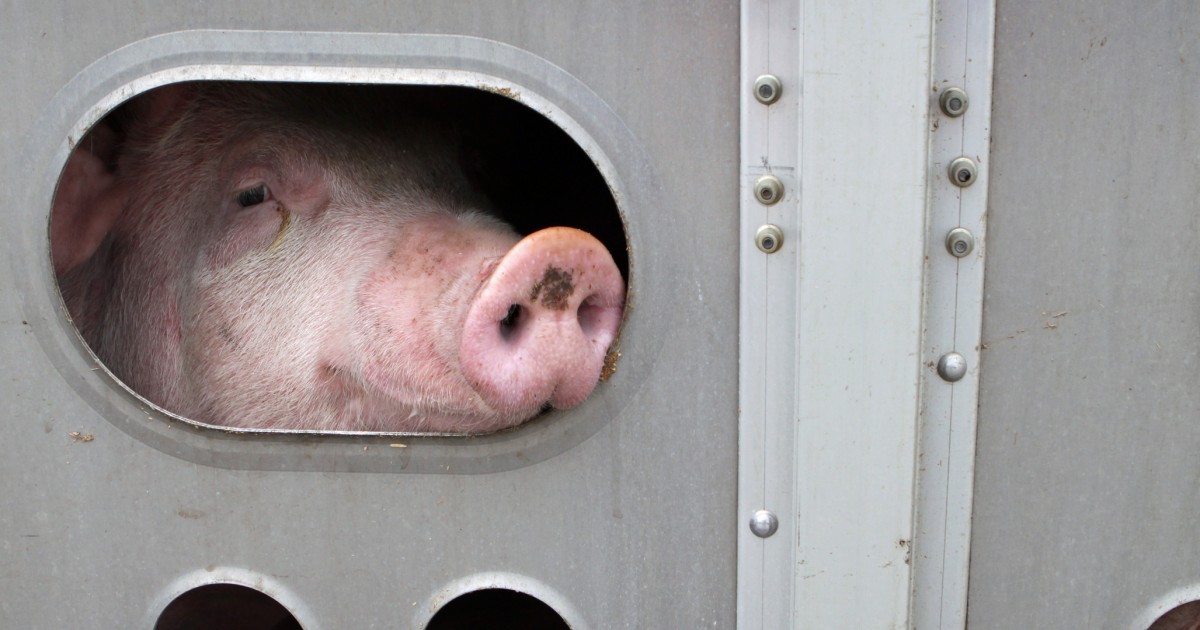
[[460, 227, 624, 417]]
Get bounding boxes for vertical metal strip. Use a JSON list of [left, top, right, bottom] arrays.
[[738, 0, 801, 628], [793, 0, 931, 624], [912, 0, 995, 627], [741, 0, 934, 627]]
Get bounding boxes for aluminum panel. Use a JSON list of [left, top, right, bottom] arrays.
[[739, 0, 935, 626], [0, 4, 739, 627], [970, 2, 1200, 628]]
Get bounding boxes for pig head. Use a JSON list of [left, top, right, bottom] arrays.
[[51, 83, 625, 433]]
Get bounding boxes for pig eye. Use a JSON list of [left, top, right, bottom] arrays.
[[235, 184, 269, 208]]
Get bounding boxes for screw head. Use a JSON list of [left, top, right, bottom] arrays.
[[937, 352, 968, 382], [939, 87, 969, 117], [945, 228, 975, 258], [948, 157, 978, 188], [755, 224, 784, 254], [750, 510, 779, 538], [753, 74, 782, 105], [754, 175, 784, 206]]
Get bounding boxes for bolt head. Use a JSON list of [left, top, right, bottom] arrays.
[[937, 352, 968, 382], [750, 510, 779, 538]]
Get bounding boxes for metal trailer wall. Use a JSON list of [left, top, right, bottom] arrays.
[[6, 1, 1196, 628], [0, 3, 739, 628], [970, 2, 1200, 628]]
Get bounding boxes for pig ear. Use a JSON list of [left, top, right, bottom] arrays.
[[51, 121, 127, 276], [50, 84, 197, 276], [122, 82, 196, 131]]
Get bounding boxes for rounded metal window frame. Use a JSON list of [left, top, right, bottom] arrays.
[[16, 30, 672, 474]]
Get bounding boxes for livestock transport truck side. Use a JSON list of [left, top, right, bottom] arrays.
[[2, 1, 1198, 628]]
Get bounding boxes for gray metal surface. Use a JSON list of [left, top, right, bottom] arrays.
[[910, 0, 994, 626], [970, 2, 1200, 628], [0, 3, 739, 628], [739, 0, 942, 626]]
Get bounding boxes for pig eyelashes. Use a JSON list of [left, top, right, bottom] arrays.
[[235, 183, 269, 208]]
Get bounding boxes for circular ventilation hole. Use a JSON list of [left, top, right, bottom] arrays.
[[426, 588, 571, 630], [155, 583, 302, 630], [1148, 599, 1200, 630]]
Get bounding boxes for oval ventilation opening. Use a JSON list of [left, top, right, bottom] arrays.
[[51, 80, 627, 436]]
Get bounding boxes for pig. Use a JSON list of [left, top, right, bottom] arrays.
[[51, 82, 625, 434]]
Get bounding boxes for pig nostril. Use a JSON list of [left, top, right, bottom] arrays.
[[499, 304, 522, 341], [577, 296, 604, 336]]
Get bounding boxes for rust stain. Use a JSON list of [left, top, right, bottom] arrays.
[[481, 85, 522, 100]]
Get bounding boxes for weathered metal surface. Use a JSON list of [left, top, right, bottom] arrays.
[[970, 3, 1200, 627]]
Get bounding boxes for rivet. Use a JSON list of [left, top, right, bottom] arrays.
[[755, 224, 784, 254], [753, 74, 782, 105], [937, 352, 968, 382], [939, 87, 969, 117], [945, 228, 975, 258], [754, 175, 784, 206], [948, 157, 978, 188], [750, 510, 779, 538]]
